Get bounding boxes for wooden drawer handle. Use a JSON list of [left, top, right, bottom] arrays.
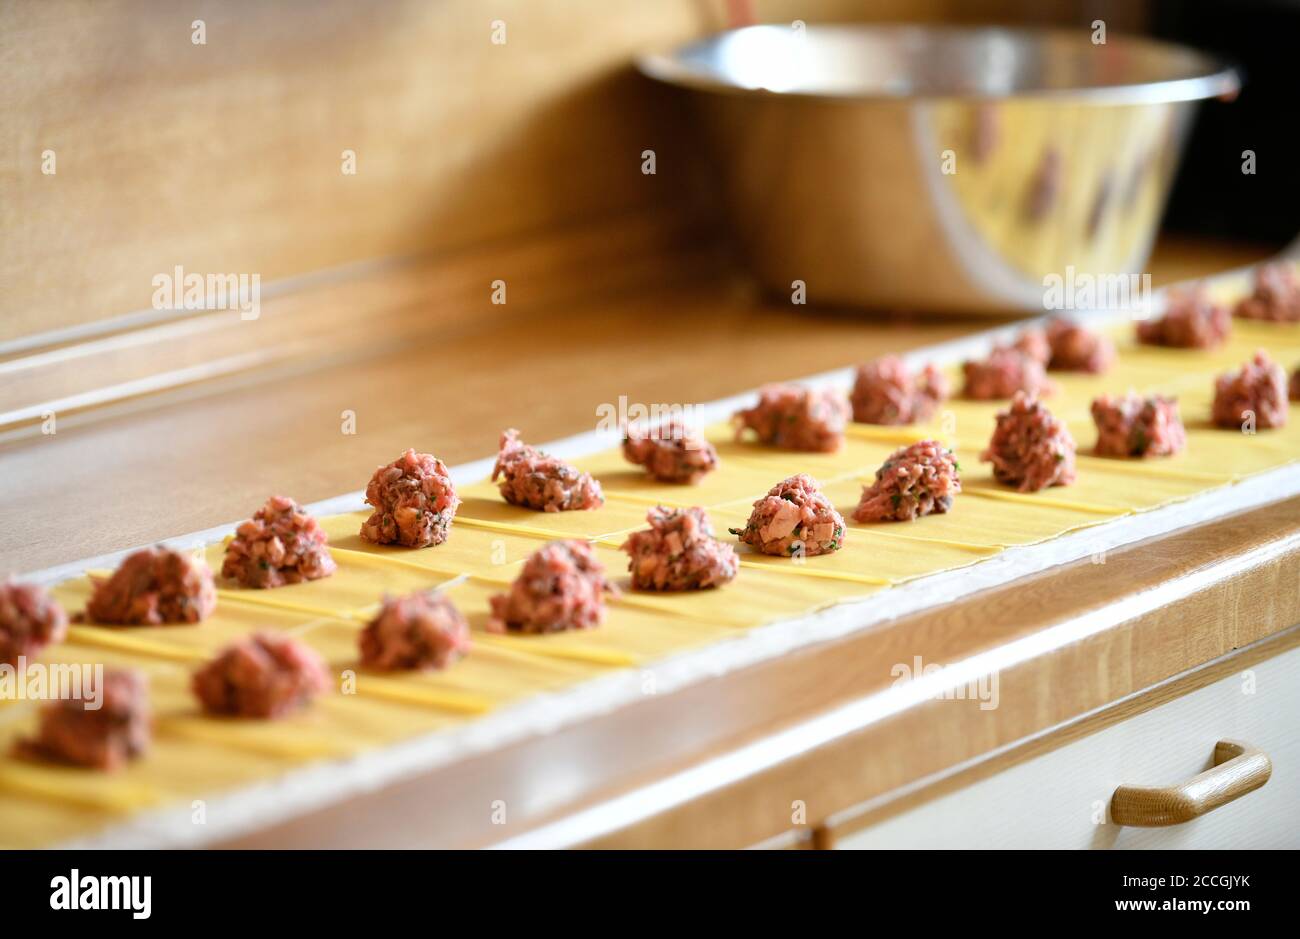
[[1110, 739, 1272, 827]]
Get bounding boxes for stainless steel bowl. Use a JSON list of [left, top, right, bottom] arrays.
[[639, 25, 1239, 314]]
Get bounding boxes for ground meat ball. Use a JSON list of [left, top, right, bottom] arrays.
[[192, 633, 329, 718], [962, 347, 1054, 400], [733, 385, 849, 452], [19, 669, 150, 770], [492, 430, 604, 512], [850, 357, 950, 425], [1234, 263, 1300, 322], [728, 474, 845, 557], [1137, 288, 1231, 349], [81, 547, 216, 626], [359, 591, 470, 671], [853, 440, 962, 522], [487, 540, 613, 634], [620, 506, 739, 591], [1044, 319, 1117, 373], [1211, 351, 1289, 430], [1012, 329, 1051, 366], [361, 449, 461, 547], [622, 422, 719, 484], [0, 580, 67, 666], [981, 392, 1077, 492], [223, 496, 337, 588], [1091, 393, 1187, 458]]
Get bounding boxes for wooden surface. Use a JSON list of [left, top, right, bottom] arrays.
[[0, 0, 1138, 344], [215, 494, 1300, 848], [1109, 739, 1272, 828]]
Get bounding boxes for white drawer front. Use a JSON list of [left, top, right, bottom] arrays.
[[838, 643, 1300, 849]]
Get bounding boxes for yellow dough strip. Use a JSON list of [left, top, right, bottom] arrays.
[[324, 545, 467, 581], [155, 717, 349, 760], [962, 488, 1130, 515], [854, 530, 1004, 555], [454, 516, 601, 541], [735, 559, 892, 586], [346, 675, 495, 714], [213, 589, 348, 620], [1072, 455, 1239, 483], [473, 632, 637, 668], [65, 625, 208, 664], [0, 763, 163, 813]]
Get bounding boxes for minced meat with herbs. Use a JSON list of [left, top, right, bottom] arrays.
[[981, 392, 1077, 492], [853, 440, 961, 522], [18, 669, 150, 770], [492, 429, 604, 512], [1234, 263, 1300, 323], [0, 579, 67, 667], [850, 356, 950, 425], [192, 633, 329, 719], [1212, 350, 1289, 430], [1091, 393, 1186, 458], [1137, 287, 1231, 349], [223, 495, 337, 588], [620, 506, 739, 591], [80, 546, 217, 626], [1043, 319, 1117, 373], [487, 540, 614, 634], [361, 449, 461, 547], [1013, 329, 1051, 366], [733, 385, 849, 452], [359, 591, 471, 671], [729, 474, 845, 557], [963, 347, 1054, 400], [622, 422, 719, 484]]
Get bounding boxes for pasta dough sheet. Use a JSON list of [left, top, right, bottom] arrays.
[[2, 309, 1297, 848]]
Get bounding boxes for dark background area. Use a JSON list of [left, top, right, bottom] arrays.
[[1150, 0, 1299, 245]]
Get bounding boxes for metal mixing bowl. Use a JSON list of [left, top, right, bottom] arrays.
[[638, 25, 1239, 314]]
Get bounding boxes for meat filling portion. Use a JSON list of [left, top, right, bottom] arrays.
[[981, 392, 1077, 492], [1091, 393, 1186, 458], [0, 579, 67, 667], [729, 474, 845, 557], [223, 495, 337, 588], [1137, 288, 1231, 349], [1234, 263, 1300, 323], [18, 669, 150, 770], [850, 356, 950, 425], [81, 546, 217, 626], [1043, 319, 1116, 373], [493, 429, 604, 512], [192, 633, 329, 719], [360, 591, 471, 671], [361, 449, 461, 547], [853, 440, 961, 522], [1212, 351, 1289, 430], [488, 540, 614, 634], [620, 506, 739, 591], [963, 347, 1054, 400], [622, 422, 719, 484], [1012, 329, 1051, 366], [733, 385, 849, 452]]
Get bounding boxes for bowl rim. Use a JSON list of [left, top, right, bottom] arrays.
[[636, 23, 1241, 105]]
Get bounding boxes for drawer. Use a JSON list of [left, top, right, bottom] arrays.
[[834, 641, 1300, 849]]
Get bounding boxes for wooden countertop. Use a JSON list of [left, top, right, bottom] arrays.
[[3, 229, 1290, 848]]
